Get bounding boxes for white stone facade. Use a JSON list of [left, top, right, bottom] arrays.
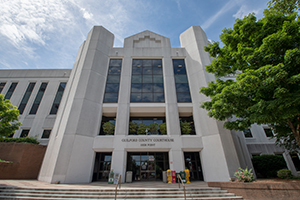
[[0, 26, 299, 183]]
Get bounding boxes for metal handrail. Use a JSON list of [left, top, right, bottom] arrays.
[[114, 174, 121, 200], [177, 174, 186, 200]]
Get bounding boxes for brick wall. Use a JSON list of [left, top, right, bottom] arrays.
[[0, 143, 46, 179]]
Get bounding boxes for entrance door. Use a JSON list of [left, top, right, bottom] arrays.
[[184, 152, 204, 181], [127, 152, 169, 181], [92, 152, 112, 182]]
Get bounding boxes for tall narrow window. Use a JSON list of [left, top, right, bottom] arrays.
[[172, 59, 191, 102], [29, 82, 48, 114], [50, 82, 67, 114], [103, 59, 122, 103], [130, 59, 164, 102], [4, 82, 18, 100], [18, 82, 36, 115], [0, 82, 6, 93]]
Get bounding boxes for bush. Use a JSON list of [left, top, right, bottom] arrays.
[[252, 155, 287, 178], [0, 137, 39, 144], [102, 122, 115, 135], [234, 167, 255, 182], [277, 169, 292, 179]]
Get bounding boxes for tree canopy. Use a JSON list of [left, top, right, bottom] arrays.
[[0, 94, 22, 137], [200, 7, 300, 151]]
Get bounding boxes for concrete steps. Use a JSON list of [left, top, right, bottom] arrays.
[[0, 186, 243, 200]]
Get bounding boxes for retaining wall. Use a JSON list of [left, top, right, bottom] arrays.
[[0, 143, 46, 179], [208, 182, 300, 200]]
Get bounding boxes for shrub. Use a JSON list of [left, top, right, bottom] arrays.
[[180, 122, 191, 135], [129, 122, 138, 135], [277, 169, 292, 179], [234, 167, 255, 182], [102, 122, 115, 135], [159, 123, 167, 135], [0, 137, 39, 144], [137, 124, 148, 135], [251, 155, 287, 178]]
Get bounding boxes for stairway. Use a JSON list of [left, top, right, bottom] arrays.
[[0, 186, 243, 200]]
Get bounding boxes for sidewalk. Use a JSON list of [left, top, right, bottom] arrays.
[[0, 180, 208, 189]]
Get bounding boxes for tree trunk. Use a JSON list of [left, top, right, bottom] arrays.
[[287, 120, 300, 148]]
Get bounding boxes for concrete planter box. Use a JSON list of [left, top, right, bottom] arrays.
[[208, 181, 300, 200], [0, 143, 46, 179]]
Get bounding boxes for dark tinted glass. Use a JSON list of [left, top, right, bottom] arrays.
[[4, 82, 18, 100], [0, 82, 6, 93], [18, 82, 36, 115], [50, 82, 67, 114], [29, 82, 48, 114], [131, 59, 164, 102], [103, 59, 122, 103], [41, 130, 51, 138], [177, 93, 191, 102], [20, 130, 30, 137]]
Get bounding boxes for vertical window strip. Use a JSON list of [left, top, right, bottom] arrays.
[[29, 82, 48, 115], [4, 82, 18, 100], [103, 59, 122, 103], [0, 82, 6, 93], [49, 82, 67, 114], [172, 59, 191, 102], [18, 82, 36, 115]]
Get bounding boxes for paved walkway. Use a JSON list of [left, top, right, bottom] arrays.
[[0, 180, 208, 189]]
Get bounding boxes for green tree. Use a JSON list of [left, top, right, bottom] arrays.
[[268, 0, 299, 15], [0, 94, 22, 137], [200, 9, 300, 151]]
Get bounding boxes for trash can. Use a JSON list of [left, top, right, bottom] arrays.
[[180, 171, 186, 183], [162, 171, 167, 183], [126, 171, 133, 183]]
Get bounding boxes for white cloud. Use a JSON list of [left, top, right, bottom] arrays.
[[0, 0, 74, 56], [201, 0, 237, 30], [233, 5, 260, 19]]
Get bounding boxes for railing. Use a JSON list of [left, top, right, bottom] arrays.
[[114, 175, 121, 200], [177, 174, 186, 200]]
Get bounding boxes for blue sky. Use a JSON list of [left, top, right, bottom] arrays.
[[0, 0, 269, 69]]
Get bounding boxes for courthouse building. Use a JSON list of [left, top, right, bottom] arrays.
[[0, 26, 299, 183]]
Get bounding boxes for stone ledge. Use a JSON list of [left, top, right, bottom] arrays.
[[208, 182, 300, 200]]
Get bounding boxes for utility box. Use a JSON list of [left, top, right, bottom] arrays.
[[162, 171, 167, 183], [108, 171, 114, 184], [126, 171, 132, 183]]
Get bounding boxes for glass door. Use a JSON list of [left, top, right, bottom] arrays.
[[127, 152, 169, 181]]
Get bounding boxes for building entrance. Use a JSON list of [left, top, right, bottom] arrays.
[[184, 152, 204, 181], [127, 152, 169, 181]]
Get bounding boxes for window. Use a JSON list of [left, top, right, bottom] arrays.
[[103, 59, 122, 103], [29, 82, 48, 115], [4, 82, 18, 100], [0, 82, 6, 93], [41, 130, 52, 139], [290, 153, 300, 171], [20, 129, 30, 137], [50, 82, 67, 114], [129, 117, 166, 135], [173, 59, 191, 102], [18, 82, 36, 115], [243, 129, 253, 137], [180, 116, 196, 135], [264, 128, 273, 137], [130, 59, 164, 102], [99, 116, 116, 135]]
